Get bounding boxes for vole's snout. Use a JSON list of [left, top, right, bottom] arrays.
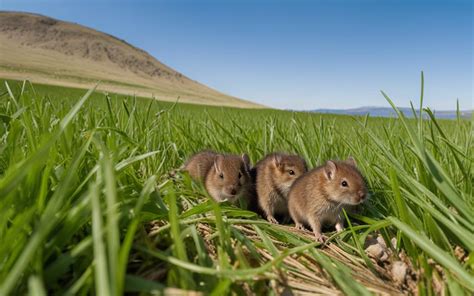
[[358, 190, 366, 202]]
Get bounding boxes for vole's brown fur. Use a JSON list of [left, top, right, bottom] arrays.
[[255, 153, 307, 223], [183, 150, 251, 203], [288, 158, 367, 241]]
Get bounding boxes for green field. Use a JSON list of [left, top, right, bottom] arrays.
[[0, 79, 472, 295]]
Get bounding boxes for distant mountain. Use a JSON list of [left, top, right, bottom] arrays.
[[312, 107, 472, 119], [0, 11, 263, 108]]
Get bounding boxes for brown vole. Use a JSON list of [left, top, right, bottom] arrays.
[[255, 153, 308, 224], [183, 150, 251, 203], [288, 158, 368, 241]]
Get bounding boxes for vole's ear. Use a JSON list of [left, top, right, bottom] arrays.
[[346, 156, 357, 167], [324, 160, 337, 180], [214, 155, 224, 173], [273, 154, 282, 167], [241, 153, 250, 172]]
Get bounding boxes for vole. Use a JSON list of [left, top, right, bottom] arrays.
[[183, 150, 251, 203], [288, 157, 368, 242], [254, 153, 308, 224]]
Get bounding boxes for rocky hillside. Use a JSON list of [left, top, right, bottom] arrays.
[[0, 12, 262, 108]]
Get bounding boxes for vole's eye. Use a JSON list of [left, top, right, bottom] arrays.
[[219, 173, 224, 179], [289, 170, 295, 175], [341, 180, 348, 187]]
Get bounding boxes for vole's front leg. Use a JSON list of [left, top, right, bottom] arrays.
[[335, 215, 344, 232], [308, 217, 325, 242]]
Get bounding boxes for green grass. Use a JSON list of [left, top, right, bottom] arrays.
[[0, 78, 472, 295], [0, 65, 151, 90]]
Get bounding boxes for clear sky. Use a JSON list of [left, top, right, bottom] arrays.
[[1, 0, 472, 110]]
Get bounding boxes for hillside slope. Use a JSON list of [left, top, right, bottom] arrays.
[[0, 11, 262, 108]]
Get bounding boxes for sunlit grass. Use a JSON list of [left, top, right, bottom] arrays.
[[0, 77, 472, 295]]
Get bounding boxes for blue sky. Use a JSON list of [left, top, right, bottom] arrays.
[[1, 0, 472, 110]]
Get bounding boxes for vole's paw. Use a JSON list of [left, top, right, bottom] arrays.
[[335, 222, 344, 233], [267, 216, 279, 224], [295, 223, 306, 231], [314, 232, 327, 243]]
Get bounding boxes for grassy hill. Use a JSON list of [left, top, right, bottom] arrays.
[[0, 80, 472, 294], [0, 11, 262, 108]]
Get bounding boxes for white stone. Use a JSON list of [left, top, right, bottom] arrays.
[[392, 261, 408, 284]]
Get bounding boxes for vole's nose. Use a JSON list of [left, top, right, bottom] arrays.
[[358, 191, 366, 200], [230, 188, 237, 195]]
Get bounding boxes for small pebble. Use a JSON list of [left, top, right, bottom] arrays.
[[376, 235, 387, 248], [392, 261, 408, 284], [365, 235, 389, 261], [366, 243, 384, 259], [391, 237, 398, 249], [364, 236, 378, 249], [454, 246, 467, 262], [379, 250, 389, 262]]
